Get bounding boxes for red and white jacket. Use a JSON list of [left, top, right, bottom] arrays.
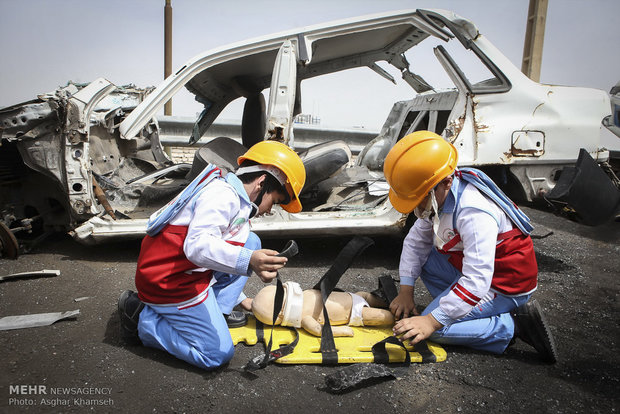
[[135, 175, 254, 308], [399, 180, 537, 325]]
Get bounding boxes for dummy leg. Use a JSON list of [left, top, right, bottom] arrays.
[[361, 307, 394, 326], [211, 232, 261, 314], [356, 291, 388, 308], [137, 289, 234, 370]]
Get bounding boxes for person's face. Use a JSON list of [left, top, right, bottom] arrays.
[[418, 176, 453, 211], [255, 190, 287, 217], [419, 192, 432, 210], [434, 177, 453, 208]]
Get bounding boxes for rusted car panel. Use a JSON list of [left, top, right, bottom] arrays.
[[1, 8, 618, 254]]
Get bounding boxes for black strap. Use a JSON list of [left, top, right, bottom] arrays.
[[245, 318, 300, 370], [371, 335, 411, 365], [378, 274, 399, 303], [411, 339, 437, 363], [255, 317, 264, 343], [243, 275, 286, 371], [323, 273, 439, 391], [374, 274, 436, 363], [277, 240, 299, 259], [243, 240, 299, 371], [312, 236, 375, 365]]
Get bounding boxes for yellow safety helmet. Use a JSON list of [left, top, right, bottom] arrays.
[[383, 131, 458, 214], [238, 140, 306, 213]]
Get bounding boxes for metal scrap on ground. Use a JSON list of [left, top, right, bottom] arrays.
[[0, 269, 60, 282], [0, 310, 80, 331]]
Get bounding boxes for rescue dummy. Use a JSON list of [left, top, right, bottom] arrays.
[[252, 281, 394, 336]]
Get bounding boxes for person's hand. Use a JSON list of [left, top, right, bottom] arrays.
[[389, 285, 419, 319], [250, 249, 287, 283], [392, 314, 443, 345]]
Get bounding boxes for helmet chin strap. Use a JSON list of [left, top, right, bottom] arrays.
[[414, 190, 442, 242], [249, 202, 259, 219], [250, 185, 268, 218], [430, 191, 441, 240], [414, 190, 436, 220]]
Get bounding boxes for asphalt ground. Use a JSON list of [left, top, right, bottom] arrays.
[[0, 206, 618, 413]]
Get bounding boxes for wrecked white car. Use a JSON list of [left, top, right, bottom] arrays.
[[1, 8, 618, 257]]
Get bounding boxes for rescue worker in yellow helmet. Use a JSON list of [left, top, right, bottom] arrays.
[[118, 140, 306, 370], [385, 131, 556, 363]]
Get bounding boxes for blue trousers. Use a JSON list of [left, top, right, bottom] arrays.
[[420, 249, 530, 354], [137, 232, 260, 369]]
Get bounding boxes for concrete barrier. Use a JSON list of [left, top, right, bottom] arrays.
[[157, 116, 378, 155]]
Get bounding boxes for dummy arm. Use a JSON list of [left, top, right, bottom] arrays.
[[301, 315, 354, 337]]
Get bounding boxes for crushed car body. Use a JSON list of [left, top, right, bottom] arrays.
[[1, 8, 618, 255]]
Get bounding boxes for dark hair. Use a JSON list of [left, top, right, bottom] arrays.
[[237, 160, 290, 204]]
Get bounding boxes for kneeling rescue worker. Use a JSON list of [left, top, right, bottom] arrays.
[[384, 131, 557, 363], [118, 140, 306, 370]]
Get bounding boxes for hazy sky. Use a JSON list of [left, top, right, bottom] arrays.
[[1, 0, 618, 144]]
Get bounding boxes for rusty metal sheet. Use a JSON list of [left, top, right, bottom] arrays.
[[511, 130, 545, 156]]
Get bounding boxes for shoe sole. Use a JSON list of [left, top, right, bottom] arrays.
[[522, 300, 558, 364], [227, 320, 248, 328], [118, 290, 132, 315], [118, 290, 141, 344]]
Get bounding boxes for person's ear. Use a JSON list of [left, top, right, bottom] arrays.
[[256, 174, 267, 189]]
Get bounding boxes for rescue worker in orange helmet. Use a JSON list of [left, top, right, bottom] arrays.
[[118, 140, 306, 370], [384, 131, 557, 363]]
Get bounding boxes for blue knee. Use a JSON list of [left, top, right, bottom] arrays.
[[215, 343, 235, 366], [194, 340, 235, 370]]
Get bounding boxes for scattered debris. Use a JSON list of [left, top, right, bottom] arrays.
[[0, 269, 60, 282], [324, 363, 409, 393], [531, 231, 554, 239], [73, 296, 91, 302], [0, 310, 80, 331], [0, 221, 19, 259]]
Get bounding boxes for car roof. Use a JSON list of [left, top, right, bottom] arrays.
[[120, 8, 477, 140]]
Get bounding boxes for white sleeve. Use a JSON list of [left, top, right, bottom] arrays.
[[183, 185, 252, 276], [434, 207, 498, 322], [399, 217, 434, 286]]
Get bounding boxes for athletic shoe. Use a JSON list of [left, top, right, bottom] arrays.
[[118, 290, 144, 344], [225, 310, 248, 328], [512, 299, 558, 363]]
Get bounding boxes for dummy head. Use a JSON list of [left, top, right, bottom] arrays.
[[252, 285, 284, 325]]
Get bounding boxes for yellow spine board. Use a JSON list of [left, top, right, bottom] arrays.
[[230, 316, 446, 364]]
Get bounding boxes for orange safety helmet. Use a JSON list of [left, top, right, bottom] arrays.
[[237, 140, 306, 213], [383, 131, 458, 214]]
